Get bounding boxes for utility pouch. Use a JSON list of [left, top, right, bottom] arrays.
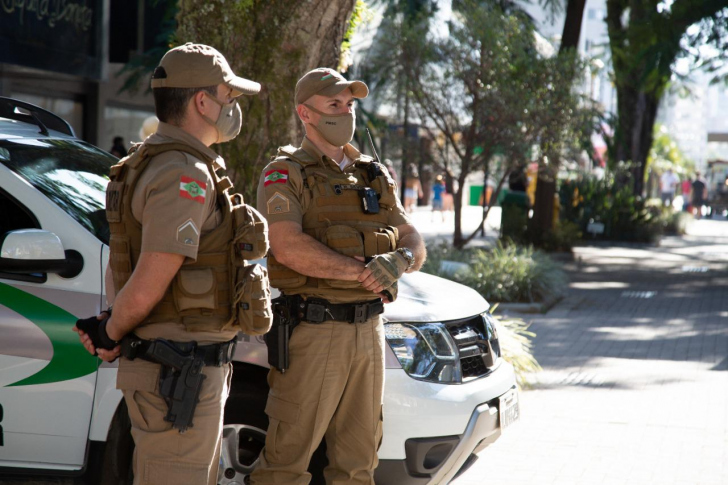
[[322, 225, 365, 289], [265, 296, 300, 373], [359, 187, 380, 214], [363, 226, 399, 257], [231, 264, 273, 335], [231, 196, 269, 262], [369, 174, 397, 209], [173, 268, 217, 314]]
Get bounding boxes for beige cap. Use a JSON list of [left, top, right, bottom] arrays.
[[151, 43, 260, 97], [295, 68, 368, 105]]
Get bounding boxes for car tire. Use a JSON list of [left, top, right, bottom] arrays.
[[87, 400, 134, 485], [224, 363, 328, 485]]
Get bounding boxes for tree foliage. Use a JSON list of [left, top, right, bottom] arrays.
[[404, 0, 597, 248], [605, 0, 728, 196]]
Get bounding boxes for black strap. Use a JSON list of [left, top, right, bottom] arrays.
[[284, 295, 384, 324], [121, 335, 237, 367]]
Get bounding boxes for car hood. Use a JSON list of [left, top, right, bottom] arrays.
[[384, 271, 489, 323], [245, 259, 489, 324]]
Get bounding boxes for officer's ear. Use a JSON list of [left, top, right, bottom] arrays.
[[296, 104, 311, 124], [193, 90, 210, 117]]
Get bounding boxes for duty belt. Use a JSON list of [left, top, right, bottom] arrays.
[[121, 334, 237, 367], [285, 295, 384, 324]]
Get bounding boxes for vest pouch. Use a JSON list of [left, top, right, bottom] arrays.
[[173, 268, 217, 313], [322, 225, 364, 257], [321, 225, 365, 289], [370, 176, 397, 209], [231, 264, 273, 336], [267, 254, 308, 289], [109, 234, 133, 294], [363, 226, 398, 257], [232, 201, 270, 262]]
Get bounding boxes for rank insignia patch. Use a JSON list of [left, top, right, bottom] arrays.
[[264, 169, 289, 186], [180, 176, 207, 204], [267, 192, 290, 214]]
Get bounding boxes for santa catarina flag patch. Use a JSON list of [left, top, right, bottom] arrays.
[[180, 176, 207, 203], [264, 169, 289, 186]]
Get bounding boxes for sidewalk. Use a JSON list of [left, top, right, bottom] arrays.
[[452, 218, 728, 485]]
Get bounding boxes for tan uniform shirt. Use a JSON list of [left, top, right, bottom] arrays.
[[127, 122, 236, 344], [256, 138, 410, 302]]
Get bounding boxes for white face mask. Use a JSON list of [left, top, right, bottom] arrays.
[[201, 91, 242, 143], [304, 104, 355, 147]]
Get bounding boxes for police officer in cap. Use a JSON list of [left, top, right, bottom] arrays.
[[252, 68, 426, 484], [74, 43, 265, 485]]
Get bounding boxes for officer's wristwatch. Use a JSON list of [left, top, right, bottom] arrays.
[[396, 247, 415, 270]]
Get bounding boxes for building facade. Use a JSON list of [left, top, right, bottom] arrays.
[[0, 0, 164, 154]]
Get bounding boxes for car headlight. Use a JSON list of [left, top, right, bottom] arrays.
[[384, 323, 461, 383]]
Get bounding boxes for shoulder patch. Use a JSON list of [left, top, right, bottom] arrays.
[[267, 192, 290, 214], [177, 219, 200, 246], [264, 169, 289, 186], [180, 176, 207, 203]]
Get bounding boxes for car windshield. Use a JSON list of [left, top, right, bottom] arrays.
[[0, 138, 115, 244]]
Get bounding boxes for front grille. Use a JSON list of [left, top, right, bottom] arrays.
[[446, 314, 500, 381]]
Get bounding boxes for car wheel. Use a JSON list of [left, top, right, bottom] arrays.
[[87, 400, 134, 485], [221, 363, 328, 485]]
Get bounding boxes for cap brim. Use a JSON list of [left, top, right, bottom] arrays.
[[226, 76, 261, 97], [318, 80, 369, 100]]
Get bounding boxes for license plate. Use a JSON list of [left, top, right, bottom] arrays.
[[499, 389, 520, 431]]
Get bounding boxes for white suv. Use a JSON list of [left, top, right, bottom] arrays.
[[0, 97, 519, 484]]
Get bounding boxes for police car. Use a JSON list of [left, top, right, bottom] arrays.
[[0, 97, 519, 484]]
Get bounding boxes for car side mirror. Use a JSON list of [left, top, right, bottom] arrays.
[[0, 229, 83, 279]]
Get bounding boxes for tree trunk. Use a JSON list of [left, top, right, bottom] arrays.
[[530, 0, 586, 240], [453, 173, 468, 248], [176, 0, 357, 199]]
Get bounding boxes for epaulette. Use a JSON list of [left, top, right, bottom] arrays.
[[273, 145, 319, 167]]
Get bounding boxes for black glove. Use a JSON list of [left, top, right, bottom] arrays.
[[75, 315, 119, 351]]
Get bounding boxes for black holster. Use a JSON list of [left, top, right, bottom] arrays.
[[121, 337, 206, 433], [265, 295, 301, 373]]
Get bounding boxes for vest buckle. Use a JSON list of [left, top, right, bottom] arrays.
[[334, 184, 343, 195]]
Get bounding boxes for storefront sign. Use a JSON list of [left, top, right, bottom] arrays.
[[0, 0, 102, 79]]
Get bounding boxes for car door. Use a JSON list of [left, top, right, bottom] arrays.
[[0, 162, 104, 471]]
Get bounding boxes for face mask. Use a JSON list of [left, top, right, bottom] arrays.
[[201, 92, 242, 143], [304, 104, 355, 147]]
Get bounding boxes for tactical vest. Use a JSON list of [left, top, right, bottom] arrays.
[[106, 142, 272, 334], [267, 145, 400, 301]]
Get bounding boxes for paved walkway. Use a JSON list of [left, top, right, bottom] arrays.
[[453, 218, 728, 485]]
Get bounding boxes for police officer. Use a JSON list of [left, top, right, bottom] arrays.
[[74, 43, 263, 485], [252, 68, 426, 484]]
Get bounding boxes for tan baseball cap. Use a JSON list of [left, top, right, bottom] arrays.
[[295, 68, 368, 105], [151, 43, 260, 97]]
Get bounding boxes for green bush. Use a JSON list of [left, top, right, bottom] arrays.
[[422, 241, 568, 303], [559, 169, 663, 243]]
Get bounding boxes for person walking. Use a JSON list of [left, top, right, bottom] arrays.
[[110, 136, 126, 158], [692, 171, 708, 219], [73, 43, 268, 485], [404, 164, 423, 213], [431, 174, 446, 222], [660, 168, 679, 207], [252, 67, 426, 485]]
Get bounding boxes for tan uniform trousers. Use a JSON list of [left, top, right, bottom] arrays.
[[251, 315, 385, 485], [118, 357, 232, 485]]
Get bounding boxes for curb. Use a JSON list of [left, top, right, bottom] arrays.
[[494, 294, 564, 315]]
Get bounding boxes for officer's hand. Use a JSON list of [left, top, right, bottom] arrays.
[[358, 251, 408, 294], [379, 281, 398, 303], [74, 313, 119, 354], [97, 346, 121, 363]]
